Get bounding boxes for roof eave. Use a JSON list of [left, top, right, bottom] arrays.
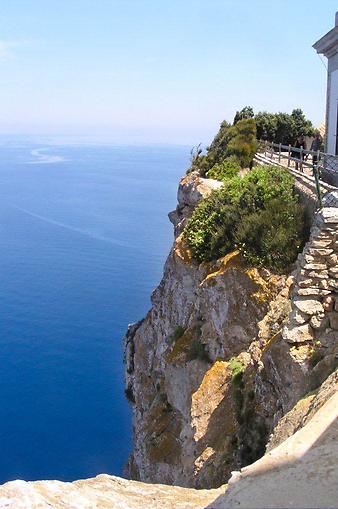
[[313, 27, 338, 58]]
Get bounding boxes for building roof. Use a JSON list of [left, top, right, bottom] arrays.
[[313, 13, 338, 58]]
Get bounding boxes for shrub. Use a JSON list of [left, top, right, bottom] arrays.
[[189, 121, 233, 176], [235, 198, 306, 272], [183, 187, 240, 263], [229, 357, 245, 385], [226, 118, 258, 168], [207, 156, 241, 182], [243, 165, 295, 208], [183, 165, 306, 272]]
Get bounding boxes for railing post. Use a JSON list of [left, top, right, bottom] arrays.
[[313, 162, 323, 208], [271, 143, 274, 160], [278, 143, 281, 163], [288, 145, 291, 167], [317, 149, 320, 176], [300, 146, 303, 172]]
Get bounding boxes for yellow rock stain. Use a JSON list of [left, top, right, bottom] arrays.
[[200, 251, 242, 286]]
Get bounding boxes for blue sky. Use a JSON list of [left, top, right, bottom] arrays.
[[0, 0, 336, 144]]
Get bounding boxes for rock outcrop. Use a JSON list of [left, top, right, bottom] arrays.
[[125, 171, 338, 490], [168, 171, 223, 236], [0, 475, 225, 509]]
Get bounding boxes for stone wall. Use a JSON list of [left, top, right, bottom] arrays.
[[283, 207, 338, 382]]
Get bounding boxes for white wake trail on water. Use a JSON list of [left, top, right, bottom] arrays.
[[12, 205, 135, 249], [27, 148, 66, 164]]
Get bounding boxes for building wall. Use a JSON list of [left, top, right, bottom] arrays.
[[327, 67, 338, 155]]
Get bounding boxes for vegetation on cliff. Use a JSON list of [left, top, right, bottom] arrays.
[[206, 156, 240, 182], [190, 117, 257, 175], [255, 108, 315, 144], [189, 106, 314, 177], [233, 105, 315, 144], [183, 165, 306, 272]]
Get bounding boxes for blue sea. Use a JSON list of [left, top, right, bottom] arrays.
[[0, 141, 189, 483]]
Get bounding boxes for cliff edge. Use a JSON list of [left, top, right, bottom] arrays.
[[124, 171, 338, 490]]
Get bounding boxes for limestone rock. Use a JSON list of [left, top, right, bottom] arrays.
[[177, 171, 223, 209], [320, 207, 338, 224], [125, 173, 338, 491], [0, 475, 226, 509], [288, 307, 309, 325], [216, 393, 338, 509], [294, 299, 324, 315], [124, 246, 282, 487], [310, 313, 329, 330], [169, 172, 223, 236], [296, 287, 330, 296], [327, 253, 337, 266], [266, 370, 338, 451], [282, 323, 314, 343], [303, 263, 327, 271]]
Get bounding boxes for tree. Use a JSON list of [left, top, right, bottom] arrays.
[[291, 109, 314, 140], [255, 109, 315, 145], [275, 112, 295, 145], [255, 111, 277, 141], [234, 106, 254, 124]]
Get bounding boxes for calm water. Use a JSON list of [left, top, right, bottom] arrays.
[[0, 142, 188, 482]]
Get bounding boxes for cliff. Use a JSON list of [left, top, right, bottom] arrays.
[[124, 171, 338, 489]]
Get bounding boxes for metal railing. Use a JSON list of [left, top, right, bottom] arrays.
[[258, 140, 338, 206]]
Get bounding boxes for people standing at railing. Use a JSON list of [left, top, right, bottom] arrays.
[[292, 136, 306, 171], [310, 131, 322, 167]]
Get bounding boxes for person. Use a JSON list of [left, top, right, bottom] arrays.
[[310, 131, 322, 168], [292, 136, 305, 171]]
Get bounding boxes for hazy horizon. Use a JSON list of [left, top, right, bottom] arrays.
[[0, 0, 336, 145]]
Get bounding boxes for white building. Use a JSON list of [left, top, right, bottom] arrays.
[[313, 12, 338, 155]]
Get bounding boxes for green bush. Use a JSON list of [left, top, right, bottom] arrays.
[[183, 165, 306, 272], [226, 118, 258, 168], [235, 198, 306, 272], [188, 121, 233, 176], [243, 165, 295, 207], [188, 107, 315, 176], [229, 357, 245, 385], [207, 156, 241, 182], [183, 187, 240, 263]]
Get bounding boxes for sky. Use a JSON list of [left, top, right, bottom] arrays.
[[0, 0, 337, 145]]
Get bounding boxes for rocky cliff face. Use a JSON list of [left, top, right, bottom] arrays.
[[124, 172, 338, 489]]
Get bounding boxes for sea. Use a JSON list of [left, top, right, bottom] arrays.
[[0, 140, 189, 483]]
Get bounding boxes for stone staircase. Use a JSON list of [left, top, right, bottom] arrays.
[[283, 207, 338, 350]]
